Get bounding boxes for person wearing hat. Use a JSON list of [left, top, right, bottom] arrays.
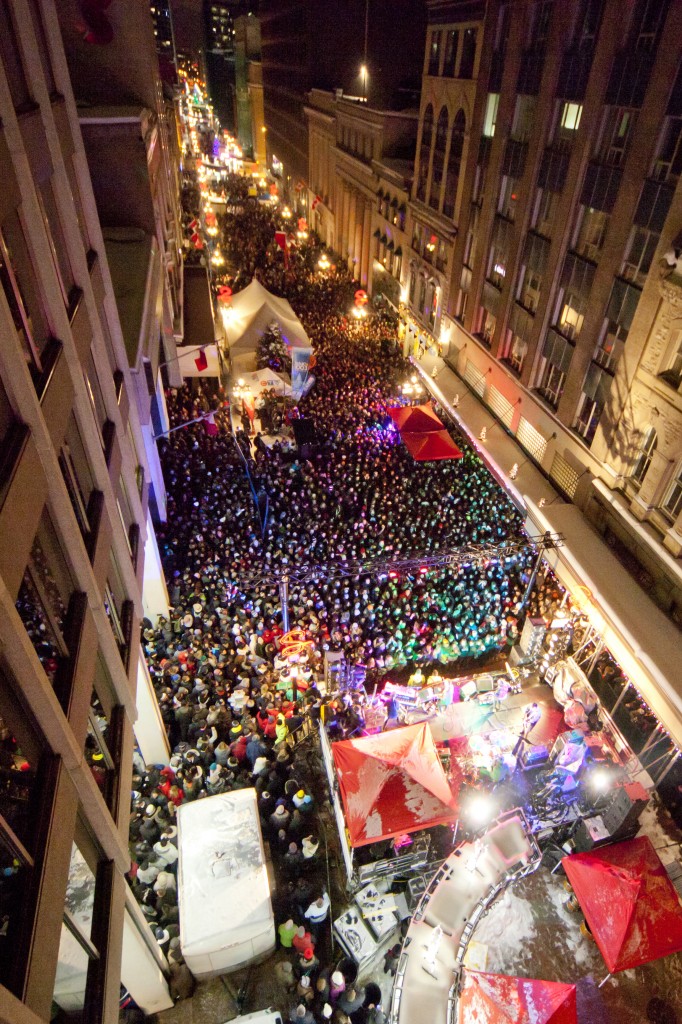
[[270, 804, 291, 835], [284, 841, 303, 877], [153, 835, 178, 869], [155, 926, 171, 956], [136, 859, 160, 886], [274, 959, 297, 992], [292, 788, 308, 810], [337, 986, 365, 1016], [169, 958, 196, 1002], [278, 918, 297, 948], [296, 945, 319, 979], [301, 835, 319, 861], [292, 924, 313, 956], [320, 1004, 332, 1021], [289, 1005, 314, 1024], [295, 975, 314, 1004], [330, 971, 346, 1002]]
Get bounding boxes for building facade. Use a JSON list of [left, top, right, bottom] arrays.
[[412, 0, 682, 620], [0, 3, 175, 1022], [305, 90, 418, 292]]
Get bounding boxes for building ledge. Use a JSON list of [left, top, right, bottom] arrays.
[[103, 229, 155, 369]]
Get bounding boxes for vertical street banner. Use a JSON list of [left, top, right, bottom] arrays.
[[291, 346, 314, 399]]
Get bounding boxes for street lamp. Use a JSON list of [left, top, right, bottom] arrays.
[[233, 378, 252, 404], [318, 253, 331, 271]]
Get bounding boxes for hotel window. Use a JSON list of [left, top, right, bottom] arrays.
[[428, 30, 442, 75], [660, 330, 682, 389], [442, 29, 459, 77], [557, 290, 585, 341], [0, 221, 51, 381], [478, 306, 497, 347], [430, 108, 449, 210], [662, 464, 682, 521], [652, 116, 682, 183], [482, 93, 500, 138], [528, 0, 552, 47], [444, 110, 465, 219], [501, 331, 528, 374], [595, 107, 636, 167], [531, 188, 559, 237], [572, 206, 609, 261], [488, 243, 507, 289], [574, 363, 612, 444], [0, 665, 52, 990], [621, 225, 658, 286], [15, 508, 75, 686], [498, 175, 520, 221], [536, 330, 574, 407], [417, 105, 433, 203], [459, 27, 478, 78], [553, 101, 583, 150], [0, 1, 33, 110], [631, 427, 656, 485], [512, 95, 536, 143], [37, 180, 77, 308], [517, 266, 542, 314]]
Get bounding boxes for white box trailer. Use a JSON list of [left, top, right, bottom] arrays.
[[177, 788, 275, 977]]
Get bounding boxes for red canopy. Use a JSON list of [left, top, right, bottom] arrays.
[[562, 834, 682, 973], [458, 971, 577, 1024], [387, 402, 445, 432], [331, 722, 457, 846], [401, 430, 463, 461]]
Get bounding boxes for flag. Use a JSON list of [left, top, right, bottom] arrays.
[[203, 412, 218, 436], [188, 219, 198, 230], [194, 348, 208, 372], [274, 230, 289, 268], [190, 231, 200, 245], [311, 195, 321, 210]]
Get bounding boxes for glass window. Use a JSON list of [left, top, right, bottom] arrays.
[[0, 1, 33, 110], [553, 101, 583, 150], [631, 427, 656, 484], [660, 330, 682, 388], [53, 843, 98, 1015], [595, 107, 636, 167], [573, 206, 609, 260], [443, 29, 459, 76], [15, 509, 74, 685], [27, 0, 57, 96], [662, 464, 682, 521], [557, 292, 585, 341], [652, 116, 682, 183], [501, 330, 528, 374], [517, 266, 542, 314], [594, 318, 626, 372], [531, 188, 559, 236], [459, 27, 477, 78], [529, 0, 552, 47], [0, 222, 51, 381], [428, 30, 441, 75], [537, 332, 574, 407], [0, 666, 48, 988], [621, 225, 658, 286], [478, 306, 497, 347], [430, 108, 448, 210], [498, 175, 520, 221], [488, 243, 507, 289], [59, 416, 95, 540], [37, 181, 76, 307], [417, 105, 433, 203], [483, 93, 499, 138], [512, 95, 536, 142]]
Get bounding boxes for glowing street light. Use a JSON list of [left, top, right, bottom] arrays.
[[318, 253, 331, 271], [352, 305, 367, 319]]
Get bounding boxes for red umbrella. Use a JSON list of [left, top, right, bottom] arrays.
[[401, 430, 463, 461], [458, 970, 577, 1024], [562, 835, 682, 973]]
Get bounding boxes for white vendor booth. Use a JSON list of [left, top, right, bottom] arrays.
[[177, 789, 275, 977]]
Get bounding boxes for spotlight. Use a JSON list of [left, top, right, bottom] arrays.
[[587, 766, 615, 795], [462, 792, 496, 829]]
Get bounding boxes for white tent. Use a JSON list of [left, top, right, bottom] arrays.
[[220, 278, 310, 356], [234, 368, 292, 395]]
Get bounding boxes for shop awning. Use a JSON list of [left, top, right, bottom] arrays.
[[458, 971, 577, 1024], [525, 499, 682, 749], [331, 722, 457, 847], [562, 836, 682, 973], [387, 402, 445, 432], [401, 430, 463, 461]]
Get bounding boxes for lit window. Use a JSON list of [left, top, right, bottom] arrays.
[[662, 464, 682, 521], [483, 93, 499, 138], [561, 102, 583, 132]]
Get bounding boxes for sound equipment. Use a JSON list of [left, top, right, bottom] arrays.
[[476, 674, 495, 694], [520, 744, 550, 770], [601, 781, 649, 838], [292, 417, 316, 446], [519, 617, 547, 658], [573, 815, 612, 852]]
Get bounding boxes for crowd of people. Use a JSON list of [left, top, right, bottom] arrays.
[[126, 168, 564, 1014]]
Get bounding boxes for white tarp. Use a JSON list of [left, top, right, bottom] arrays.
[[177, 789, 274, 974], [221, 278, 310, 354], [235, 368, 292, 395]]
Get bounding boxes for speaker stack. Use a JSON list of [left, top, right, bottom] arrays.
[[573, 781, 649, 851]]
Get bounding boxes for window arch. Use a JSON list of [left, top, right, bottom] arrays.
[[631, 427, 657, 485], [430, 107, 449, 210], [444, 109, 466, 219], [417, 105, 434, 202]]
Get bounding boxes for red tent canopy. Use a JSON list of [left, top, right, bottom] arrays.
[[562, 835, 682, 973], [387, 402, 445, 432], [458, 970, 577, 1024], [401, 429, 463, 461], [331, 723, 457, 847]]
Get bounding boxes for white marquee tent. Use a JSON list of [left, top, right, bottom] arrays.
[[220, 278, 310, 358]]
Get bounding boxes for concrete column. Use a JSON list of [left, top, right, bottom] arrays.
[[134, 649, 171, 766], [142, 509, 171, 622], [121, 894, 173, 1014], [361, 201, 372, 289]]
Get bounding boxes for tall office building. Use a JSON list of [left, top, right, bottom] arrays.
[[406, 0, 682, 618], [0, 2, 176, 1021], [150, 0, 178, 82]]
